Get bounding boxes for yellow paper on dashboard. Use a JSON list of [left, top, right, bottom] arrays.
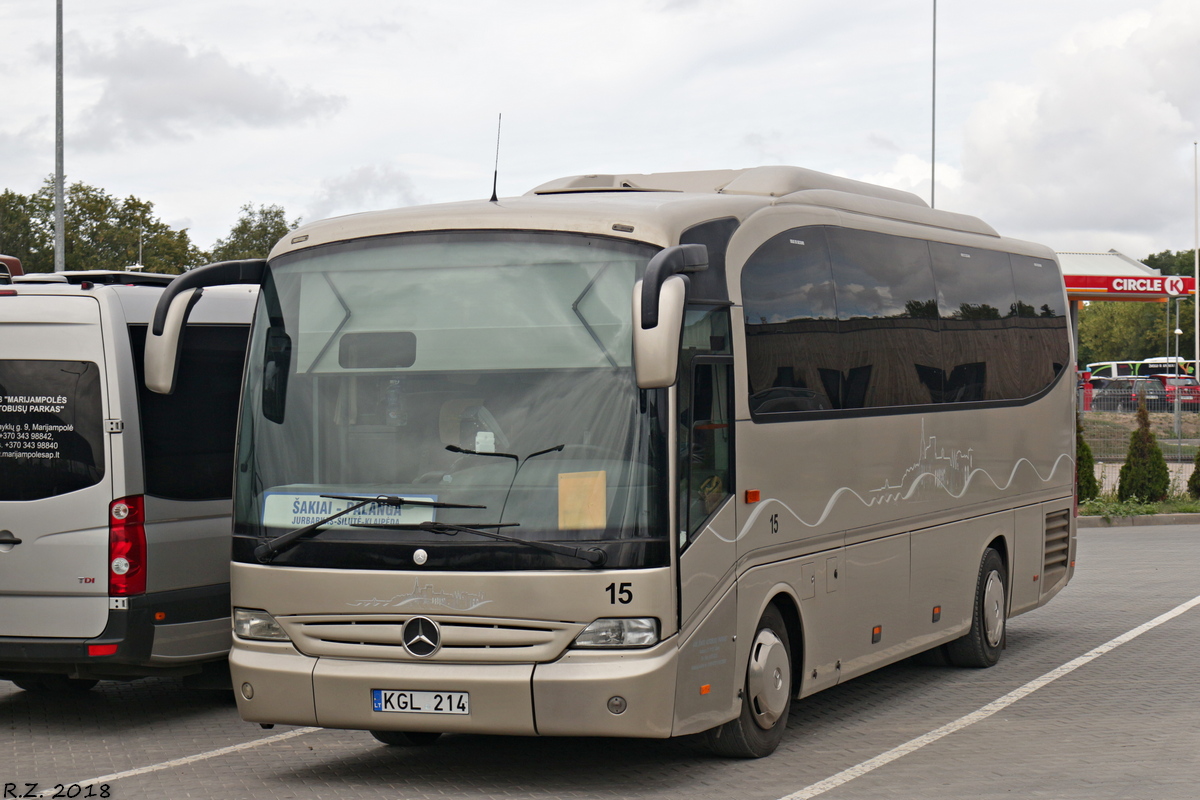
[[558, 470, 607, 530]]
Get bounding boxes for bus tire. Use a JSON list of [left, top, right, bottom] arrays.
[[946, 548, 1007, 668], [370, 730, 442, 747], [703, 604, 792, 758]]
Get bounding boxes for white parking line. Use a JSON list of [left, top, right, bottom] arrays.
[[779, 592, 1200, 800], [35, 726, 320, 797]]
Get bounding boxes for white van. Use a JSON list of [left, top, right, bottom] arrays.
[[0, 271, 256, 691]]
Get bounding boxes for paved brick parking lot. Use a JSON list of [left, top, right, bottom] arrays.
[[4, 525, 1199, 800]]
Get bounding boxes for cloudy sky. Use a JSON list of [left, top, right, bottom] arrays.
[[2, 0, 1199, 259]]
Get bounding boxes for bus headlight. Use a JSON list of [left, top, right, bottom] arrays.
[[233, 608, 290, 641], [572, 618, 659, 648]]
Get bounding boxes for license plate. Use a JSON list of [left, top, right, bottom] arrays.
[[372, 689, 469, 715]]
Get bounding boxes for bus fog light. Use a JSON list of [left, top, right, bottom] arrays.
[[572, 618, 659, 648], [233, 608, 290, 641], [241, 682, 254, 700], [607, 696, 627, 714]]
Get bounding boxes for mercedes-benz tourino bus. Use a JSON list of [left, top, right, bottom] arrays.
[[146, 166, 1075, 757], [0, 272, 256, 691]]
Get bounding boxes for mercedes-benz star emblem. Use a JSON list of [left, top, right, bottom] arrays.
[[401, 616, 441, 658]]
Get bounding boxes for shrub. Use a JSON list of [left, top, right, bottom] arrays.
[[1076, 414, 1100, 501], [1117, 400, 1170, 502], [1188, 444, 1200, 499]]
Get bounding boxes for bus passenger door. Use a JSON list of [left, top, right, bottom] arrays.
[[676, 309, 736, 630]]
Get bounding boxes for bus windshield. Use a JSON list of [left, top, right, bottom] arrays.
[[233, 231, 669, 571]]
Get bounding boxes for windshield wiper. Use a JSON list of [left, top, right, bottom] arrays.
[[446, 444, 518, 461], [254, 494, 485, 563], [358, 520, 608, 567]]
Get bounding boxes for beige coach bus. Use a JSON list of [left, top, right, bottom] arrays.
[[146, 166, 1075, 757]]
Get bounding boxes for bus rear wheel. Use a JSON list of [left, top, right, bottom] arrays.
[[945, 547, 1007, 668], [370, 730, 442, 747], [703, 604, 792, 758]]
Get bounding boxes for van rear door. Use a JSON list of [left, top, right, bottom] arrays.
[[0, 294, 112, 638]]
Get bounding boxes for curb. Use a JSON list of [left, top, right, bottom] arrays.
[[1077, 513, 1200, 528]]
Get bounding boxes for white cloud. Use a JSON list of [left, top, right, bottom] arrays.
[[306, 164, 426, 223], [947, 0, 1200, 252], [71, 30, 346, 150]]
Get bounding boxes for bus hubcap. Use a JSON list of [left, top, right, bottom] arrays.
[[746, 628, 790, 730], [983, 570, 1005, 648]]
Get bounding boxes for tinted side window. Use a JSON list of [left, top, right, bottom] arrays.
[[0, 360, 105, 500], [826, 228, 940, 408], [742, 227, 838, 414], [1010, 254, 1070, 396], [129, 325, 249, 501], [929, 243, 1020, 402]]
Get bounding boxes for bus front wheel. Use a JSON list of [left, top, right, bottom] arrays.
[[945, 547, 1007, 668], [703, 604, 792, 758]]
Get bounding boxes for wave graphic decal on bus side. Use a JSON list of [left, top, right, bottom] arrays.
[[723, 453, 1074, 541], [713, 420, 1075, 543]]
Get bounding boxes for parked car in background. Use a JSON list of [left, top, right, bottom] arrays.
[[1090, 377, 1165, 412], [1149, 374, 1200, 411]]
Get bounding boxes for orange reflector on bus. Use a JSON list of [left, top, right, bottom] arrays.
[[154, 611, 167, 621], [932, 606, 941, 623], [700, 684, 711, 695], [745, 490, 760, 503], [871, 626, 882, 644], [88, 644, 118, 657]]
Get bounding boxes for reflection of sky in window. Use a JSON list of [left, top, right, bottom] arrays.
[[1011, 255, 1066, 318], [746, 282, 836, 323], [742, 228, 836, 322], [827, 228, 937, 320], [929, 244, 1016, 320]]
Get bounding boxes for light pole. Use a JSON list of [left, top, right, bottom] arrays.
[[931, 0, 937, 209], [54, 0, 65, 272], [1175, 318, 1184, 449]]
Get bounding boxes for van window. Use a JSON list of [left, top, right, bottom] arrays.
[[128, 325, 249, 501], [0, 360, 105, 501]]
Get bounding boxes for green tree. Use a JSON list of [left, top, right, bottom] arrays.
[[0, 178, 205, 273], [1077, 300, 1189, 367], [0, 189, 49, 270], [1076, 415, 1100, 501], [1116, 400, 1170, 502], [1143, 248, 1197, 276], [210, 203, 298, 261]]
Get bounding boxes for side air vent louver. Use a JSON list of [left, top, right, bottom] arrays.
[[1042, 509, 1071, 592]]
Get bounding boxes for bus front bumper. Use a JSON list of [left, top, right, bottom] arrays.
[[230, 638, 679, 738]]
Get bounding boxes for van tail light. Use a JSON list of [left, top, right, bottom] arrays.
[[109, 495, 146, 596]]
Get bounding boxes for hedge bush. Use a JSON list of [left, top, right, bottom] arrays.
[[1117, 400, 1170, 502], [1076, 414, 1100, 501]]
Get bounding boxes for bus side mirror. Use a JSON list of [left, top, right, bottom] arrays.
[[144, 259, 267, 395], [262, 326, 291, 424], [633, 275, 688, 388], [144, 288, 203, 395], [632, 244, 707, 389]]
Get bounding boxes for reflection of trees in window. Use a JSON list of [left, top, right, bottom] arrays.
[[955, 303, 1001, 320], [903, 298, 939, 319]]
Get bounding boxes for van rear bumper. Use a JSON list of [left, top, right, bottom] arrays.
[[0, 583, 229, 680]]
